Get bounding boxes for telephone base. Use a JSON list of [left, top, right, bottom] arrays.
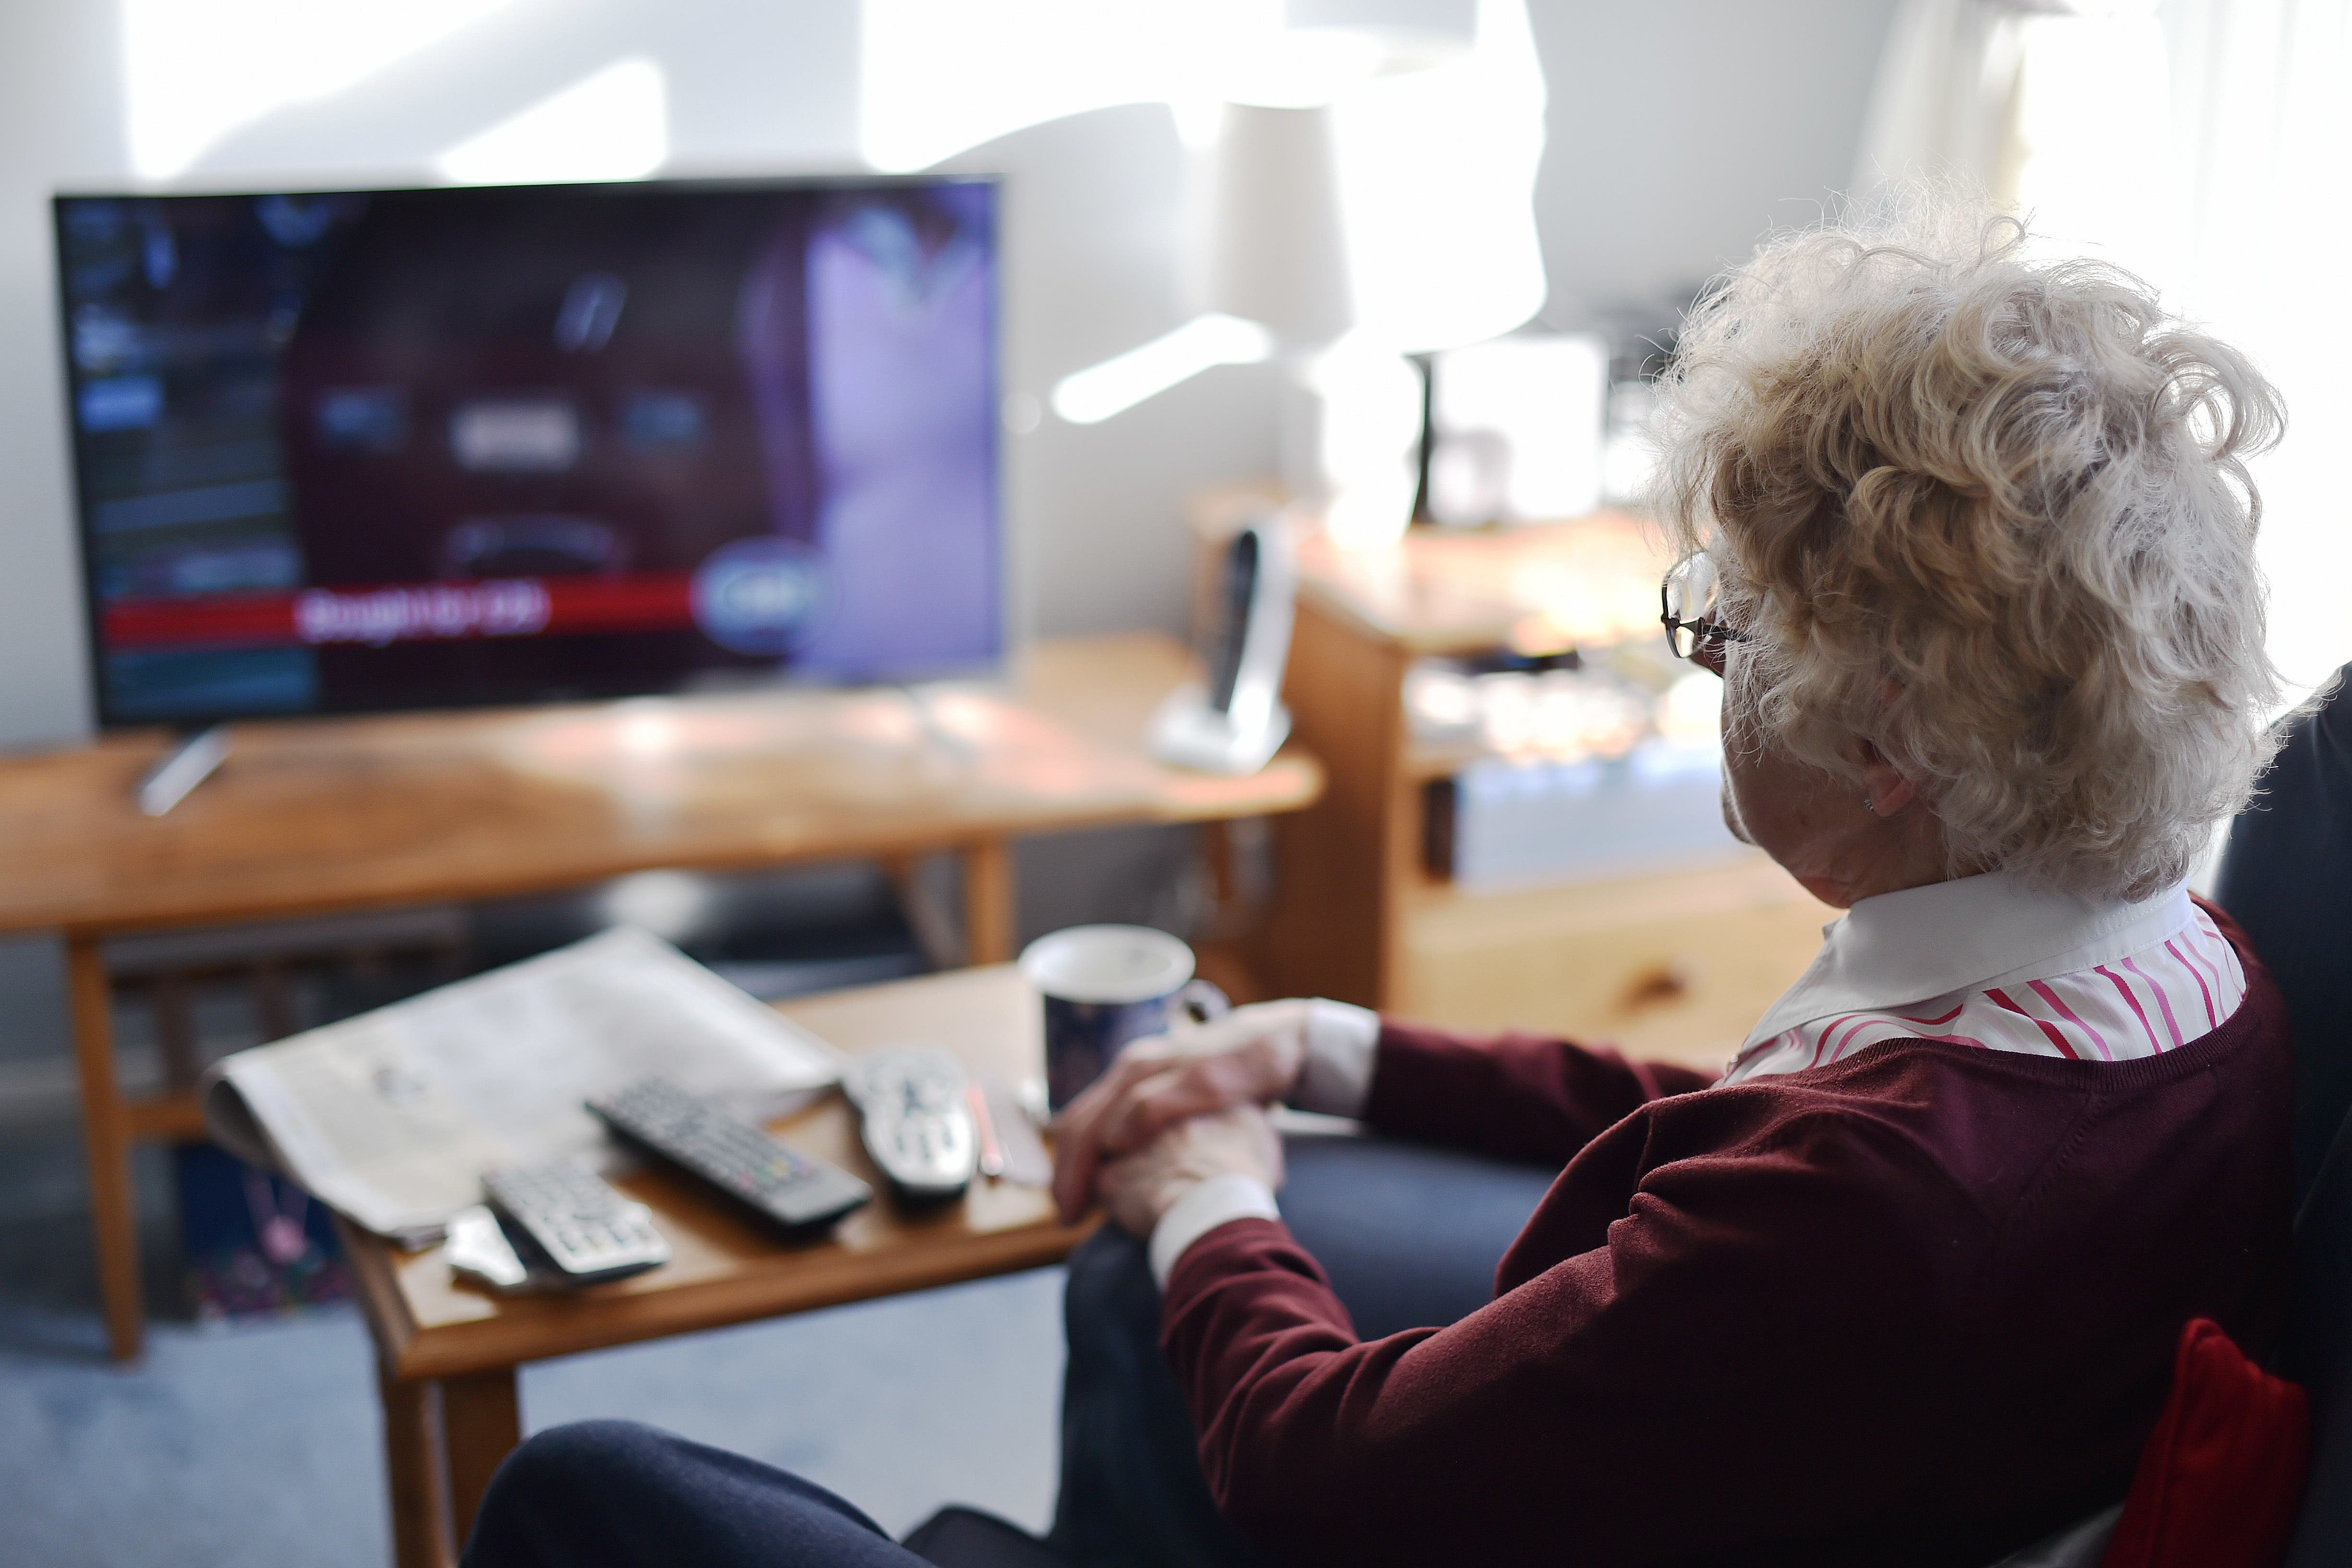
[[1148, 684, 1292, 776]]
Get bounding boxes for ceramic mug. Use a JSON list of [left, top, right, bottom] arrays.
[[1019, 924, 1230, 1112]]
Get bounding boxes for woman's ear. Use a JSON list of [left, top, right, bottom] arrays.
[[1853, 738, 1921, 817]]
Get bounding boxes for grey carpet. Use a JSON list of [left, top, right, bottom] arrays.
[[0, 1122, 1066, 1567]]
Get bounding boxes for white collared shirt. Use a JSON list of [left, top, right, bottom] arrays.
[[1146, 872, 2248, 1285], [1725, 872, 2244, 1082]]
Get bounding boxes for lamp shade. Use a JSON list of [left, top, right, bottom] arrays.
[[1329, 15, 1548, 353], [1199, 99, 1356, 349], [1198, 6, 1548, 356]]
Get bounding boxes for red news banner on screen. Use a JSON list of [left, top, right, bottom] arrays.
[[102, 573, 699, 651]]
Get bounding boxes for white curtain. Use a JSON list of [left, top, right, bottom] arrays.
[[1850, 0, 2034, 203], [1853, 0, 2352, 701], [2157, 0, 2352, 699]]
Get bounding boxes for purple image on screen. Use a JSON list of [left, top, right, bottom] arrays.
[[739, 191, 996, 678]]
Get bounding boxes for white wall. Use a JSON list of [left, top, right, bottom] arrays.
[[1530, 0, 1901, 319], [0, 0, 125, 748], [0, 0, 1895, 751]]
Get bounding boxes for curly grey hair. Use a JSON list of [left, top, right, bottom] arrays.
[[1650, 207, 2286, 901]]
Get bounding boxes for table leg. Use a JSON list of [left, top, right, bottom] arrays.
[[442, 1367, 523, 1551], [963, 839, 1015, 965], [379, 1364, 453, 1568], [153, 973, 199, 1091], [66, 935, 142, 1362]]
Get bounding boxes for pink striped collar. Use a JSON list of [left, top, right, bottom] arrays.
[[1738, 872, 2196, 1059]]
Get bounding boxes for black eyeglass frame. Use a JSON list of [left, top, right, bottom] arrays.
[[1659, 552, 1754, 671]]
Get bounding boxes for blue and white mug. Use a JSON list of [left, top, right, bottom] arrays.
[[1020, 924, 1230, 1112]]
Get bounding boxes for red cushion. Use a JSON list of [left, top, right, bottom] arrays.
[[2100, 1318, 2311, 1568]]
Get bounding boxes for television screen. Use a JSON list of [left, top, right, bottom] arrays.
[[54, 177, 1000, 727]]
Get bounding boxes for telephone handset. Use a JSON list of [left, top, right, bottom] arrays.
[[1149, 515, 1295, 774]]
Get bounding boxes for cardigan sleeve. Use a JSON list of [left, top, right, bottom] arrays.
[[1158, 1102, 1989, 1568], [1360, 1019, 1717, 1167]]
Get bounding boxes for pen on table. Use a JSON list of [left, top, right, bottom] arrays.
[[967, 1082, 1006, 1179]]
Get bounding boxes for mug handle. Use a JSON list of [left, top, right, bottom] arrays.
[[1174, 978, 1231, 1027]]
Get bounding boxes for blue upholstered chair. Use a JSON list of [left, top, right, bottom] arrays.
[[2213, 665, 2352, 1567], [2215, 668, 2352, 1200]]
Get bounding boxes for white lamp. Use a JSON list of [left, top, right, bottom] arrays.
[[1195, 94, 1413, 542], [1043, 0, 1550, 552], [1197, 97, 1355, 351], [1199, 6, 1550, 547], [1326, 11, 1549, 358]]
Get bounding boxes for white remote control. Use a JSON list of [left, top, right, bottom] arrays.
[[479, 1158, 670, 1286], [842, 1048, 978, 1200]]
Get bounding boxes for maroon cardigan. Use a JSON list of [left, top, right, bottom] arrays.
[[1161, 912, 2295, 1567]]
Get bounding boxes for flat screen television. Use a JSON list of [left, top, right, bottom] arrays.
[[53, 176, 1001, 729]]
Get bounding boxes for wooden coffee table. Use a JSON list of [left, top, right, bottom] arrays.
[[341, 961, 1094, 1568], [0, 631, 1316, 1361]]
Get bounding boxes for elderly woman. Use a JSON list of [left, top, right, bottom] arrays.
[[1039, 211, 2296, 1568], [463, 214, 2293, 1568]]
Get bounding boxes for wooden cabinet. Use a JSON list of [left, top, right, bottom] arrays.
[[1248, 514, 1835, 1078]]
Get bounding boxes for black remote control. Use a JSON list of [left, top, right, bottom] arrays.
[[587, 1077, 871, 1232]]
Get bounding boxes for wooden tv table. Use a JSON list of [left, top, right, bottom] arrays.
[[343, 962, 1087, 1568], [0, 632, 1318, 1361]]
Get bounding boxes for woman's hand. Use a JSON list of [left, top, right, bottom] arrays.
[[1050, 999, 1314, 1223], [1096, 1104, 1285, 1238]]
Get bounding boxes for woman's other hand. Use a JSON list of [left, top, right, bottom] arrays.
[[1096, 1104, 1286, 1238], [1050, 999, 1313, 1223]]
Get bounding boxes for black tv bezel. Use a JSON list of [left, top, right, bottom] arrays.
[[52, 172, 1006, 734]]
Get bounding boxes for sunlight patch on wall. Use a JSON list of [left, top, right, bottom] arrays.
[[435, 58, 670, 186], [119, 0, 524, 181], [858, 0, 1284, 172], [1049, 314, 1274, 425]]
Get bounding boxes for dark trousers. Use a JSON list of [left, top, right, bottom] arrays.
[[463, 1420, 923, 1568], [464, 1132, 1556, 1568]]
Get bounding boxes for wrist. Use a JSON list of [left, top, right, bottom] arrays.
[[1147, 1172, 1281, 1286], [1292, 999, 1380, 1116]]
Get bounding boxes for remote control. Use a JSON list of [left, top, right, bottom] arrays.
[[587, 1076, 871, 1231], [842, 1048, 978, 1200], [479, 1158, 670, 1286]]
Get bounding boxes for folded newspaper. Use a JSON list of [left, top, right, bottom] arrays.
[[200, 926, 847, 1245]]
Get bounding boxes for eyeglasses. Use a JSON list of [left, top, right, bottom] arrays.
[[1660, 551, 1751, 675]]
